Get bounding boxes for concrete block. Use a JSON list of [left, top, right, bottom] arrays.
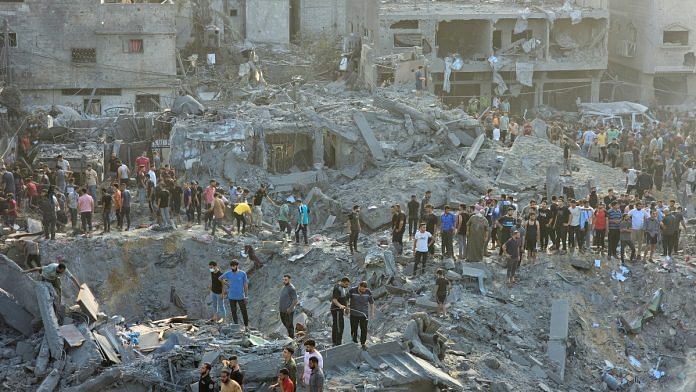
[[415, 296, 439, 311], [0, 254, 40, 317], [16, 341, 34, 362], [0, 288, 34, 336], [353, 111, 385, 161], [547, 299, 569, 382], [320, 342, 362, 369]]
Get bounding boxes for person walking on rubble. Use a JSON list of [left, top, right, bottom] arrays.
[[219, 260, 249, 331], [23, 262, 81, 305], [279, 274, 298, 339], [435, 269, 450, 318], [465, 209, 488, 262], [412, 223, 433, 276], [120, 183, 131, 231], [251, 184, 275, 232], [209, 192, 225, 236], [39, 189, 57, 240], [455, 204, 471, 260], [78, 188, 94, 235], [100, 187, 112, 234], [390, 204, 406, 255], [503, 230, 522, 286], [208, 261, 226, 323], [330, 277, 350, 346], [407, 195, 419, 241], [198, 362, 215, 392], [347, 205, 361, 255], [294, 198, 309, 245], [278, 197, 293, 239], [301, 340, 323, 387], [218, 368, 242, 392], [233, 200, 252, 234], [439, 205, 456, 258], [347, 281, 375, 350]]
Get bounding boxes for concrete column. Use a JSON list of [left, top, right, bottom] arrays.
[[686, 75, 696, 100], [639, 73, 655, 105], [313, 129, 324, 170], [590, 72, 601, 103], [534, 72, 546, 107]]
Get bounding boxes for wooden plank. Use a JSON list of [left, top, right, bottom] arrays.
[[353, 111, 385, 161], [76, 284, 100, 321], [93, 332, 121, 364], [136, 330, 162, 352], [59, 324, 85, 347], [151, 315, 188, 324]]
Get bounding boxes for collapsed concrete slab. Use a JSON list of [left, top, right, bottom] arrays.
[[35, 281, 64, 360], [0, 253, 40, 317], [547, 299, 569, 383], [0, 288, 34, 336]]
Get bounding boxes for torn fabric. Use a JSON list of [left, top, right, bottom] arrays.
[[492, 72, 508, 96], [514, 7, 531, 34]]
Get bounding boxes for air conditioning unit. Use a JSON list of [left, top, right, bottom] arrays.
[[619, 40, 636, 58]]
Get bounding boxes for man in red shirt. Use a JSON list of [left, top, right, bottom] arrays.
[[25, 178, 38, 207], [593, 203, 608, 254], [135, 151, 150, 173], [271, 368, 294, 392]]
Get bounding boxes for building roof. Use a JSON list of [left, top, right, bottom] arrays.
[[379, 0, 608, 19]]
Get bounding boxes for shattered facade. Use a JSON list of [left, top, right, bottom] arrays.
[[348, 0, 609, 110], [608, 0, 696, 106], [0, 0, 179, 114]]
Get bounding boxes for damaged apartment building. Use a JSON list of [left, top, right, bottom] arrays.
[[348, 0, 609, 111], [607, 0, 696, 106], [0, 0, 179, 114]]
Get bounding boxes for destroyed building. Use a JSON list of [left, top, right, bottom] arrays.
[[348, 0, 609, 110], [607, 0, 696, 106], [0, 0, 179, 114]]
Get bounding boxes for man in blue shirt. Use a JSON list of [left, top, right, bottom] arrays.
[[219, 260, 249, 330], [440, 205, 456, 258], [606, 201, 623, 261], [295, 198, 309, 245]]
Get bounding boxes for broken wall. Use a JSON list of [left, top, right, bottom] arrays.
[[297, 0, 346, 37], [245, 0, 290, 44]]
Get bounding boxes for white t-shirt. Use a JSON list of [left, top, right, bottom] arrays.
[[303, 349, 323, 384], [628, 208, 648, 230], [414, 230, 432, 252], [569, 206, 581, 226], [118, 164, 129, 179], [626, 170, 637, 186], [493, 128, 501, 141]]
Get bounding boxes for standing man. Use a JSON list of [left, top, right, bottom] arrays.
[[219, 260, 249, 331], [643, 209, 660, 262], [120, 183, 131, 231], [203, 180, 216, 229], [136, 166, 147, 210], [112, 183, 122, 231], [607, 201, 622, 261], [135, 151, 150, 173], [85, 164, 98, 202], [278, 198, 292, 239], [415, 66, 425, 97], [301, 340, 323, 387], [100, 188, 112, 234], [455, 204, 470, 260], [503, 230, 522, 286], [628, 202, 648, 261], [419, 191, 432, 220], [39, 190, 57, 240], [198, 362, 215, 392], [407, 195, 419, 241], [412, 223, 433, 276], [434, 269, 451, 317], [117, 161, 130, 186], [330, 277, 350, 346], [157, 185, 173, 229], [347, 205, 361, 255], [496, 207, 516, 255], [279, 274, 298, 339], [620, 214, 636, 264], [208, 261, 226, 323], [660, 208, 679, 257], [67, 185, 79, 231], [19, 239, 41, 269], [567, 199, 582, 252], [422, 204, 439, 256], [593, 203, 607, 254], [273, 368, 295, 392], [295, 198, 309, 245], [308, 356, 324, 392], [218, 369, 242, 392], [209, 193, 225, 236], [78, 188, 94, 235], [280, 347, 297, 389], [347, 281, 375, 350], [251, 184, 275, 231], [224, 356, 244, 388], [439, 205, 456, 258], [191, 181, 202, 225], [390, 204, 406, 255]]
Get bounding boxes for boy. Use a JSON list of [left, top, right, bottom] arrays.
[[434, 269, 450, 318], [503, 230, 522, 286]]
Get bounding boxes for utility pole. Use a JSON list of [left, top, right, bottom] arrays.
[[2, 18, 10, 84]]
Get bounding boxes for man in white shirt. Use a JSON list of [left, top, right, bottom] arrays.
[[626, 168, 638, 195], [147, 169, 157, 188], [567, 199, 582, 251], [628, 202, 649, 260], [118, 162, 130, 186], [412, 223, 433, 276], [85, 164, 99, 201], [301, 339, 323, 387]]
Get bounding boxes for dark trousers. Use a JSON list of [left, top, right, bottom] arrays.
[[392, 230, 404, 254], [80, 211, 92, 232], [228, 299, 249, 326], [414, 251, 428, 274], [295, 223, 308, 244], [331, 309, 345, 346], [620, 239, 635, 263], [441, 230, 454, 257], [211, 217, 220, 236], [43, 219, 56, 240], [608, 229, 620, 258], [234, 212, 246, 233], [408, 217, 418, 237], [568, 225, 580, 248], [116, 209, 123, 229], [279, 220, 291, 235], [279, 311, 294, 338], [121, 207, 131, 230], [350, 315, 368, 345], [349, 230, 359, 252], [662, 233, 677, 256], [70, 208, 78, 229], [102, 211, 110, 232], [540, 226, 552, 249], [594, 229, 606, 250], [507, 256, 520, 280], [194, 202, 202, 223], [554, 227, 567, 250], [498, 230, 511, 255], [186, 204, 194, 222]]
